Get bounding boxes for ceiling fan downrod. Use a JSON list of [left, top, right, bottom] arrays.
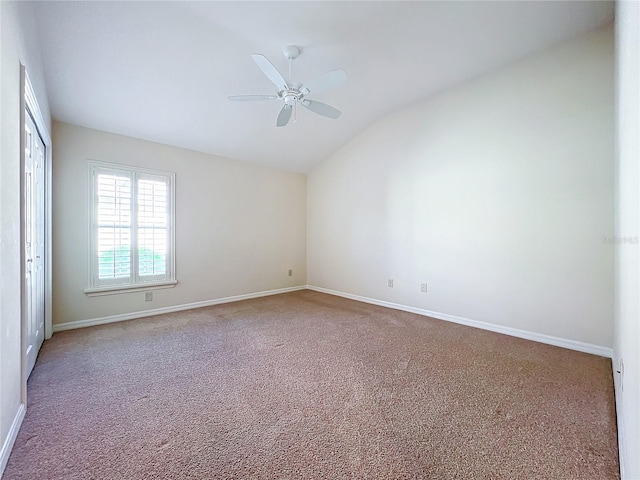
[[284, 45, 299, 82]]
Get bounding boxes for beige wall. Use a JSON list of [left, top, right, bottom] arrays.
[[52, 122, 307, 325], [0, 0, 51, 473], [614, 2, 640, 478], [308, 26, 614, 348]]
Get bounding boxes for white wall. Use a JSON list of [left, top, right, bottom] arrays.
[[614, 2, 640, 478], [52, 122, 306, 326], [308, 26, 614, 349], [0, 0, 51, 474]]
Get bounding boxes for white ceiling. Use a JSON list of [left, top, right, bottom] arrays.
[[32, 1, 614, 173]]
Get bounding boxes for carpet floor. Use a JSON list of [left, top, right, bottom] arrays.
[[4, 290, 619, 479]]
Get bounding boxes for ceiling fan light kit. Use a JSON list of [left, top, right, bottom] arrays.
[[228, 45, 347, 127]]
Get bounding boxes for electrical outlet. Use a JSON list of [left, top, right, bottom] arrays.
[[388, 279, 394, 288], [421, 283, 428, 293], [145, 291, 153, 302], [288, 269, 293, 277]]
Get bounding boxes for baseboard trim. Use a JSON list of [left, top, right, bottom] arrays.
[[612, 353, 627, 479], [53, 284, 613, 358], [307, 285, 613, 358], [0, 403, 25, 478], [53, 286, 307, 332]]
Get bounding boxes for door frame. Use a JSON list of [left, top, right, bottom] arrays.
[[20, 66, 52, 401]]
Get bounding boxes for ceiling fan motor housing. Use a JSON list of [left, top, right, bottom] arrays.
[[281, 89, 300, 106]]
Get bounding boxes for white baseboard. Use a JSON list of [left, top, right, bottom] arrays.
[[53, 284, 613, 359], [53, 286, 307, 332], [612, 353, 627, 479], [0, 403, 25, 478], [307, 285, 613, 358]]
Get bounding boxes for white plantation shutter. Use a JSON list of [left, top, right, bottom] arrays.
[[137, 176, 168, 279], [97, 172, 132, 282], [87, 162, 175, 294]]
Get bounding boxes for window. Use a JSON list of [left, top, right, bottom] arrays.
[[85, 161, 176, 295]]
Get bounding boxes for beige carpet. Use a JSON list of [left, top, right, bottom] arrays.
[[4, 290, 619, 479]]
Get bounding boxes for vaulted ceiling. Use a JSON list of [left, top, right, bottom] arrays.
[[33, 1, 614, 172]]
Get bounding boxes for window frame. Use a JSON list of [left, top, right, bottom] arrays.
[[85, 161, 177, 296]]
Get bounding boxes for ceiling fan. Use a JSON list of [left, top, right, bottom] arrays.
[[228, 46, 347, 127]]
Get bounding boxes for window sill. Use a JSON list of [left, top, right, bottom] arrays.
[[84, 280, 178, 297]]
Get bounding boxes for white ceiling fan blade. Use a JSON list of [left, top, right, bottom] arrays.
[[276, 104, 293, 127], [301, 99, 342, 119], [300, 70, 347, 96], [251, 54, 288, 91], [228, 95, 278, 102]]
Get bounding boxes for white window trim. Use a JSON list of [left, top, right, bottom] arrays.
[[85, 160, 177, 296], [84, 280, 177, 297]]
